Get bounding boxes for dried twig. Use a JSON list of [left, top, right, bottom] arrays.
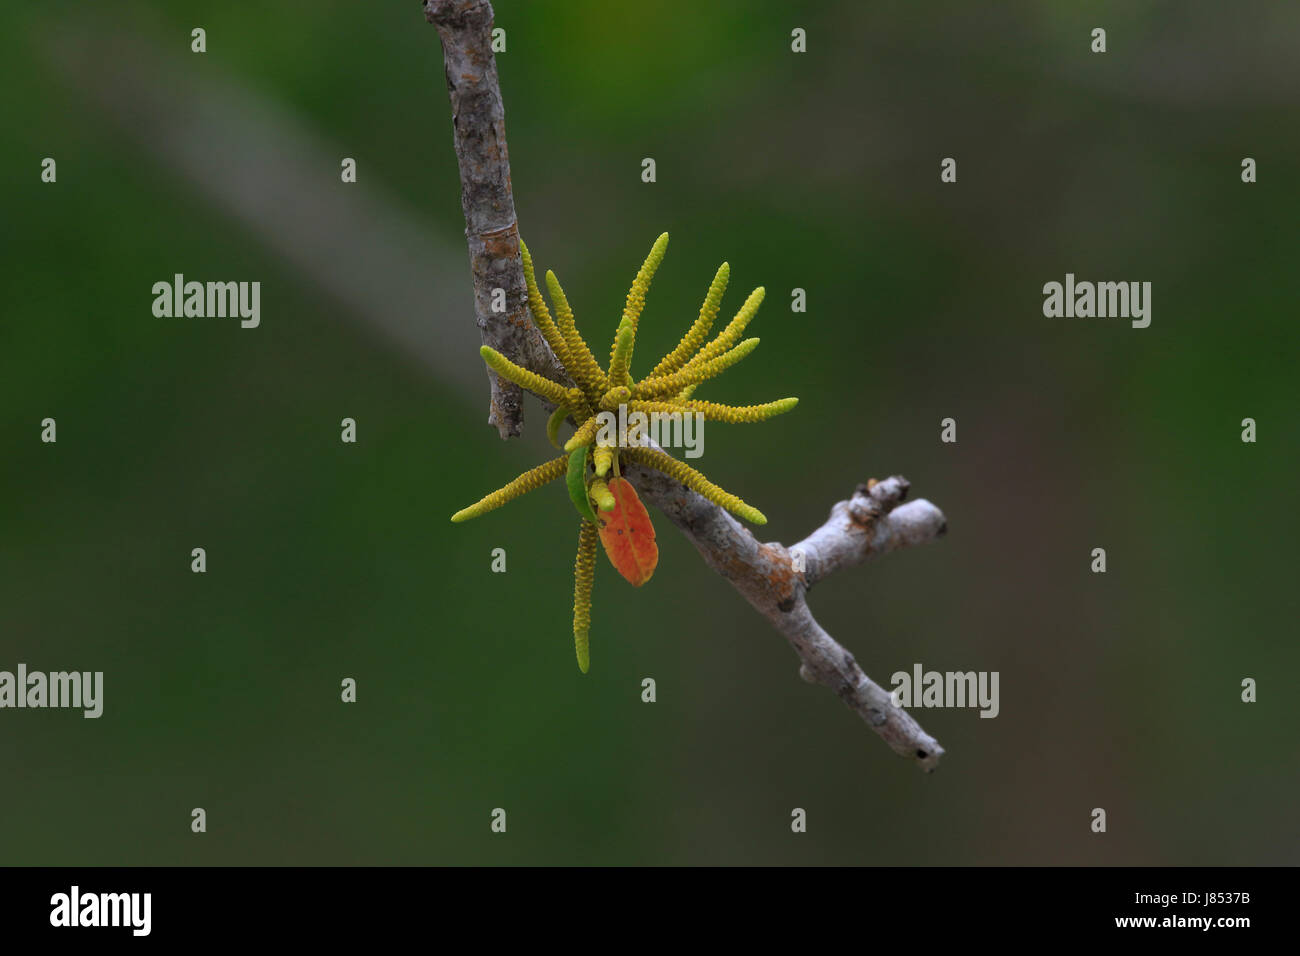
[[427, 0, 949, 770]]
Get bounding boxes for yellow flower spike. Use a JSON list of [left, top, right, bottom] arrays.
[[608, 321, 636, 388], [599, 385, 632, 411], [563, 415, 601, 453], [573, 521, 598, 673], [685, 396, 798, 422], [646, 261, 730, 380], [451, 455, 568, 522], [589, 478, 617, 512], [519, 239, 570, 370], [679, 286, 766, 374], [593, 444, 614, 477], [628, 396, 799, 424], [610, 232, 669, 370], [634, 337, 760, 400], [676, 383, 698, 401], [480, 346, 582, 410], [544, 269, 608, 396], [622, 446, 767, 525]]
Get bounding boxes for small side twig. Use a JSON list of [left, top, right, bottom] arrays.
[[627, 466, 948, 771]]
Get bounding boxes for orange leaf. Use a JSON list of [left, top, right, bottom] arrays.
[[596, 477, 658, 586]]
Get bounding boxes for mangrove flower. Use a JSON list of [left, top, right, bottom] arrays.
[[451, 233, 798, 672]]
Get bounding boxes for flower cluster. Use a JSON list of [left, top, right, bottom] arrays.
[[451, 233, 798, 671]]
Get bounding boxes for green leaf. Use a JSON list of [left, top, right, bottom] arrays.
[[546, 405, 570, 450], [566, 445, 599, 524]]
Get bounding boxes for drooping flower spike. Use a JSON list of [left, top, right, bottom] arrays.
[[452, 233, 798, 672]]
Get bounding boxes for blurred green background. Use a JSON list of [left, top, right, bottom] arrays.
[[2, 0, 1297, 865]]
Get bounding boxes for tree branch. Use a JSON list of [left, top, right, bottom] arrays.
[[428, 1, 950, 770], [425, 0, 566, 437], [626, 465, 947, 771]]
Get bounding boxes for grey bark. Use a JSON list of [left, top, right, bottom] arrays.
[[425, 0, 566, 437]]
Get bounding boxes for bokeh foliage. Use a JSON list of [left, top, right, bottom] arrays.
[[1, 1, 1296, 864]]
